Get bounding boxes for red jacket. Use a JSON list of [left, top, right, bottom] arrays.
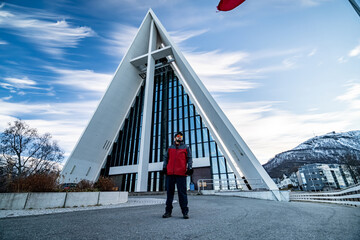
[[163, 143, 192, 176]]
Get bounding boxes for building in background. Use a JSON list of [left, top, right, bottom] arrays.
[[297, 163, 356, 191], [60, 10, 280, 197], [278, 173, 299, 190]]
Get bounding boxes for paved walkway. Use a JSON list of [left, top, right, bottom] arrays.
[[0, 195, 359, 240]]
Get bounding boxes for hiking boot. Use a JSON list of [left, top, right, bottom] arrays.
[[183, 213, 189, 219], [162, 212, 172, 218]]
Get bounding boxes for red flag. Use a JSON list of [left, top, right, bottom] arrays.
[[217, 0, 246, 11]]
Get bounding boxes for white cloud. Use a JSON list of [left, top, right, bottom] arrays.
[[1, 95, 12, 101], [0, 39, 7, 44], [182, 48, 303, 93], [103, 25, 208, 58], [336, 82, 360, 109], [268, 0, 329, 7], [0, 76, 54, 96], [169, 29, 209, 45], [300, 0, 322, 6], [282, 55, 300, 68], [308, 48, 317, 57], [337, 56, 348, 64], [349, 44, 360, 57], [183, 50, 260, 92], [0, 99, 99, 159], [47, 67, 113, 93], [217, 97, 360, 164], [103, 24, 138, 57], [4, 77, 36, 86], [0, 3, 95, 56]]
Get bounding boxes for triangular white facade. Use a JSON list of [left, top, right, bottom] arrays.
[[61, 9, 280, 198]]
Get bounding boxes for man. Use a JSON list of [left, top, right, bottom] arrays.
[[162, 131, 193, 219]]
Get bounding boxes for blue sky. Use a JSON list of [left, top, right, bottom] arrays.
[[0, 0, 359, 164]]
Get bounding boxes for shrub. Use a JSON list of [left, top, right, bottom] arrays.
[[10, 172, 60, 192], [95, 176, 115, 191], [75, 179, 94, 191]]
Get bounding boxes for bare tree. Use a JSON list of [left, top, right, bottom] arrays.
[[0, 119, 64, 179], [339, 153, 360, 184]]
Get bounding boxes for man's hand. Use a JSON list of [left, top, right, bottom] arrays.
[[186, 168, 194, 176]]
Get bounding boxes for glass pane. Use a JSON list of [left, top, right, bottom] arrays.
[[218, 157, 226, 173], [173, 108, 177, 120], [190, 117, 195, 130], [213, 174, 219, 190], [203, 128, 208, 142], [197, 143, 203, 158], [173, 120, 177, 133], [212, 157, 219, 174], [184, 118, 189, 131], [151, 172, 155, 192], [184, 106, 188, 118], [184, 95, 188, 105], [178, 121, 183, 132], [220, 174, 228, 190], [196, 116, 201, 129], [196, 129, 202, 142], [156, 172, 160, 191], [191, 144, 196, 157], [184, 131, 189, 145], [226, 160, 234, 174], [189, 105, 194, 117], [203, 142, 209, 157], [129, 174, 134, 192], [190, 130, 196, 144], [210, 141, 217, 157], [152, 149, 155, 163], [218, 147, 223, 157], [173, 97, 177, 108], [179, 108, 183, 119], [134, 174, 138, 191], [168, 134, 172, 144], [209, 132, 214, 141], [178, 96, 182, 107], [168, 109, 172, 121]]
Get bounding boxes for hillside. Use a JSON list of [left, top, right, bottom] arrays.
[[263, 130, 360, 178]]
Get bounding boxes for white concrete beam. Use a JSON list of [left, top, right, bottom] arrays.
[[137, 20, 157, 192]]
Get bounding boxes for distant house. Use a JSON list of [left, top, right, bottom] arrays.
[[297, 163, 356, 191], [278, 172, 299, 189]]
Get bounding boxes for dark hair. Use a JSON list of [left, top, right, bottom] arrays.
[[174, 132, 183, 138]]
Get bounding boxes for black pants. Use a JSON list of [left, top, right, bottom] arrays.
[[165, 175, 188, 214]]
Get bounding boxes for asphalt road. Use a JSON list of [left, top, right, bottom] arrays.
[[0, 195, 359, 240]]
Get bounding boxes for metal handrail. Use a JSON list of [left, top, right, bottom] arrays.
[[290, 184, 360, 207], [196, 178, 265, 193]]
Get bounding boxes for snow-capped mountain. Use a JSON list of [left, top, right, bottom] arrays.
[[263, 130, 360, 178]]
